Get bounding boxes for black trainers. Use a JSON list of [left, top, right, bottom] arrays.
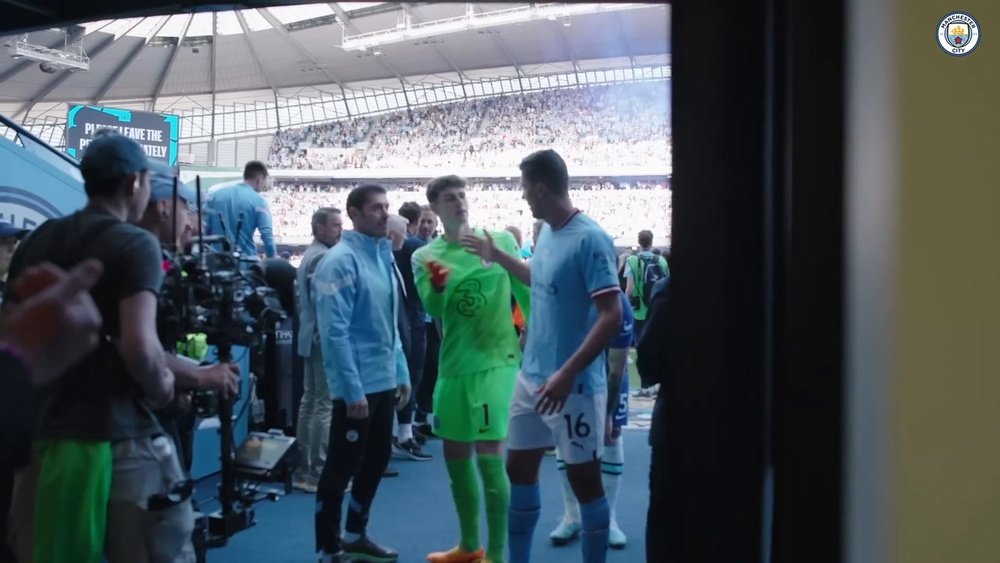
[[392, 438, 432, 461], [342, 536, 398, 562], [412, 427, 428, 446], [414, 422, 436, 439]]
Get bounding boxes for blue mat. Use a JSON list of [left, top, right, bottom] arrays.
[[200, 430, 650, 562]]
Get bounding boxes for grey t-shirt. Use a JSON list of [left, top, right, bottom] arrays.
[[4, 209, 165, 442]]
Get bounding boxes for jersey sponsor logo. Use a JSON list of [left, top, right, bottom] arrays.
[[453, 278, 487, 317], [937, 12, 981, 56]]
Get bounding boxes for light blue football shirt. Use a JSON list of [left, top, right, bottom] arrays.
[[522, 211, 620, 395]]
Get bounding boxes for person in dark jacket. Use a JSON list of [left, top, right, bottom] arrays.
[[635, 275, 670, 563], [387, 214, 432, 460]]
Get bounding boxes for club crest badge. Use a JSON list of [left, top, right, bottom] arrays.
[[937, 12, 981, 56]]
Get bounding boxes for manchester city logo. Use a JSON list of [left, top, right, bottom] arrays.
[[937, 12, 981, 56]]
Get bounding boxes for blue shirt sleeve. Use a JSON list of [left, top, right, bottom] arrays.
[[579, 229, 620, 297], [313, 253, 364, 403], [611, 291, 635, 349], [255, 193, 276, 258]]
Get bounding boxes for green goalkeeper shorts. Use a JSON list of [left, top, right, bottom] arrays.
[[432, 366, 518, 442]]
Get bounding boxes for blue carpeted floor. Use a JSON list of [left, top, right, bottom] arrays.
[[201, 430, 650, 562]]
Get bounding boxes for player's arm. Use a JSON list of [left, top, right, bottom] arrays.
[[498, 231, 532, 319], [606, 347, 629, 416], [314, 255, 364, 404], [412, 250, 448, 317], [559, 290, 622, 381], [255, 197, 277, 258]]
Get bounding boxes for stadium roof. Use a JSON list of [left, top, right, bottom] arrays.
[[0, 2, 669, 114]]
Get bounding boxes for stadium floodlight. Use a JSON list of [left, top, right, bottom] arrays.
[[6, 31, 90, 72], [339, 3, 648, 51]]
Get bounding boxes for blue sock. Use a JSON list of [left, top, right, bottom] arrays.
[[579, 497, 610, 563], [508, 483, 540, 563]]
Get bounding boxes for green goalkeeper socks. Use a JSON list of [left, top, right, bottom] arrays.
[[446, 458, 482, 552], [478, 453, 510, 563]]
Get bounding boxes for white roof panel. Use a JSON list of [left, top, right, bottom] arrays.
[[0, 3, 669, 105]]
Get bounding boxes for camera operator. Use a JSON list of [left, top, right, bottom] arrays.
[[3, 132, 174, 563], [136, 163, 241, 470]]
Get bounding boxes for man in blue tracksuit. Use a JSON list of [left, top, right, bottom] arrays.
[[204, 160, 277, 261], [312, 184, 410, 563]]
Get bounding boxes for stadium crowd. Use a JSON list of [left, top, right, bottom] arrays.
[[266, 82, 670, 170], [266, 180, 671, 249]]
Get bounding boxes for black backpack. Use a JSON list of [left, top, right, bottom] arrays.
[[636, 254, 667, 308]]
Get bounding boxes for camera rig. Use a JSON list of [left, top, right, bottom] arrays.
[[157, 176, 294, 548]]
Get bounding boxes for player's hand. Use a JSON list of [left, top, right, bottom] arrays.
[[426, 260, 450, 292], [395, 384, 411, 412], [460, 231, 496, 263], [536, 368, 575, 416], [347, 398, 369, 420], [199, 362, 240, 399], [3, 259, 104, 387]]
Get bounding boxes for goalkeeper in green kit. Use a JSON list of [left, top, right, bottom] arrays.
[[413, 175, 530, 563]]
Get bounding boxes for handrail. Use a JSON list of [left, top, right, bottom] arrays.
[[0, 112, 80, 169]]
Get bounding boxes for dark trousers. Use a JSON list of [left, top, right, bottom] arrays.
[[397, 313, 426, 426], [315, 390, 395, 554], [646, 444, 668, 562], [417, 322, 440, 421], [1, 467, 13, 563]]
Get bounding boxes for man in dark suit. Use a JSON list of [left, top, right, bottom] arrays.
[[388, 214, 431, 461]]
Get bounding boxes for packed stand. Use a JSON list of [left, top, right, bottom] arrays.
[[266, 81, 670, 171], [268, 119, 373, 169], [266, 180, 671, 245]]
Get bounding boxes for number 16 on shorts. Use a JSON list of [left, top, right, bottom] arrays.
[[507, 373, 607, 464], [552, 396, 606, 464]]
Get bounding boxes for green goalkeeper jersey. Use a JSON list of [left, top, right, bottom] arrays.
[[412, 229, 530, 378]]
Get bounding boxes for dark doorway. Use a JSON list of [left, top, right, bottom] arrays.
[[657, 0, 844, 562]]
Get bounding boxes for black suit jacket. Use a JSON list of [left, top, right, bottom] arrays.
[[393, 261, 412, 361], [394, 236, 426, 320]]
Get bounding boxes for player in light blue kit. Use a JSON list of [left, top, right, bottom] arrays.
[[550, 289, 633, 549], [462, 149, 622, 563], [203, 160, 276, 261]]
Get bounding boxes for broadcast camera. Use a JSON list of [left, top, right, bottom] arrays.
[[156, 176, 296, 548]]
